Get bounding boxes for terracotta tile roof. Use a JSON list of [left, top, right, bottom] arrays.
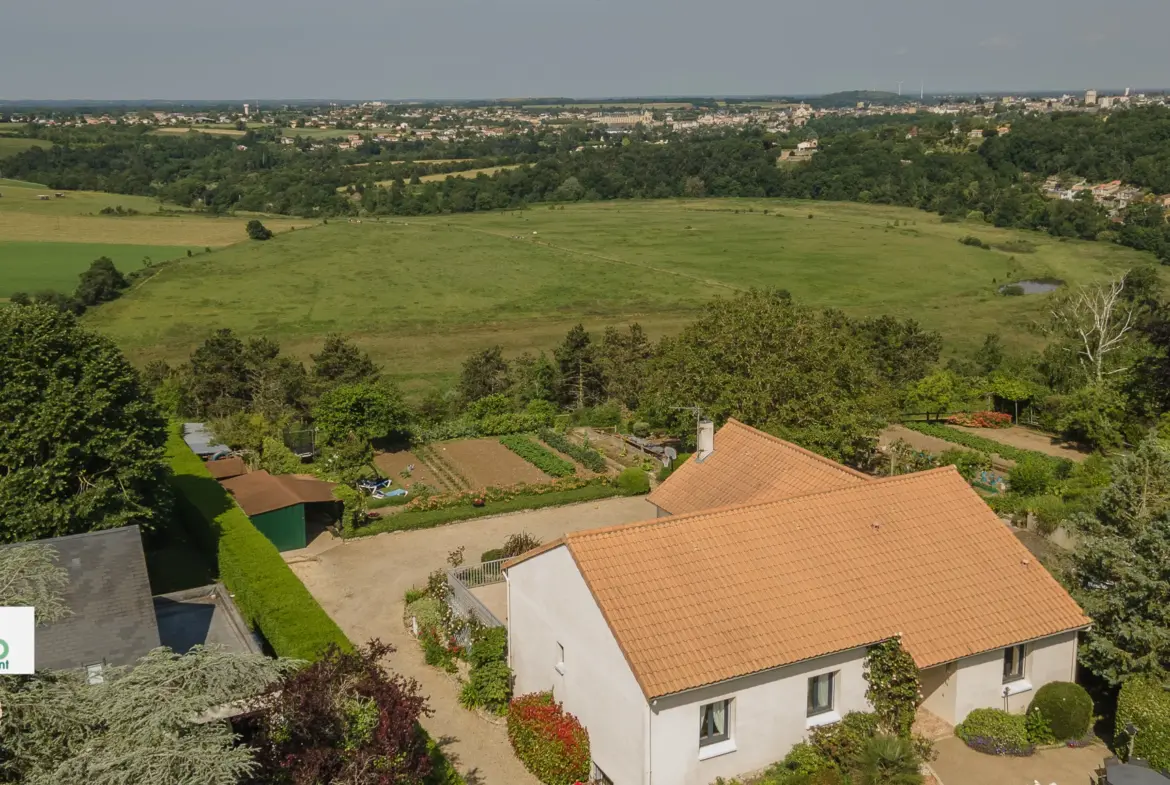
[[647, 418, 870, 515], [204, 456, 246, 480], [515, 467, 1089, 698], [220, 470, 337, 516]]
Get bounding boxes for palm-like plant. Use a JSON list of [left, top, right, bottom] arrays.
[[852, 734, 923, 785]]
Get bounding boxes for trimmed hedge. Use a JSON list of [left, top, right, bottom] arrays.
[[1027, 681, 1093, 742], [166, 427, 351, 660], [499, 435, 576, 478], [955, 708, 1033, 756], [616, 467, 650, 495], [1117, 678, 1170, 771], [507, 692, 590, 785], [538, 429, 607, 472], [347, 483, 625, 538], [901, 421, 1071, 472]]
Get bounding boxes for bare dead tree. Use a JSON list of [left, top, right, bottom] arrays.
[[1050, 272, 1137, 383]]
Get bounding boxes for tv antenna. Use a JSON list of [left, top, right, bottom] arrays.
[[672, 406, 704, 430]]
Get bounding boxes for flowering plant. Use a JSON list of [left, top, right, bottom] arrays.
[[404, 477, 607, 512], [507, 692, 590, 784], [946, 411, 1013, 429]]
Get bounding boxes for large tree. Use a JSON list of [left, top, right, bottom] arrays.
[[242, 641, 433, 785], [850, 315, 941, 387], [184, 329, 252, 418], [74, 256, 129, 307], [312, 381, 412, 444], [554, 324, 604, 409], [311, 334, 380, 389], [1070, 437, 1170, 684], [598, 323, 654, 410], [0, 305, 170, 541], [458, 345, 511, 405], [644, 290, 893, 462]]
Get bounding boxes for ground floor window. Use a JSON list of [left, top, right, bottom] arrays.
[[808, 671, 836, 716], [1003, 644, 1026, 682], [699, 699, 731, 746]]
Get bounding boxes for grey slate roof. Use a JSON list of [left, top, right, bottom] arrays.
[[182, 422, 230, 458], [30, 526, 161, 671], [154, 584, 262, 656]]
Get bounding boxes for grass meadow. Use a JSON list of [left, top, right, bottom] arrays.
[[0, 178, 315, 296], [0, 137, 45, 158], [83, 199, 1157, 392]]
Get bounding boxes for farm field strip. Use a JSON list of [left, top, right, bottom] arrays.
[[1, 241, 197, 295], [0, 212, 313, 246]]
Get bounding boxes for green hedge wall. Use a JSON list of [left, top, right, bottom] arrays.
[[165, 427, 351, 660], [1117, 678, 1170, 771]]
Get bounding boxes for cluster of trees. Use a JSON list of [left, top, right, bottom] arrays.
[[10, 255, 131, 315], [8, 109, 1170, 267]]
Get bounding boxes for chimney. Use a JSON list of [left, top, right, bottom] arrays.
[[696, 419, 715, 462]]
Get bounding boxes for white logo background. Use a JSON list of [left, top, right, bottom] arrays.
[[0, 607, 36, 674]]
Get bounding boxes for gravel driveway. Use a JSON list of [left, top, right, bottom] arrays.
[[286, 496, 654, 785]]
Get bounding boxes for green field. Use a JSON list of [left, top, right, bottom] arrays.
[[2, 241, 199, 295], [84, 199, 1157, 390], [0, 137, 44, 158], [0, 178, 315, 294]]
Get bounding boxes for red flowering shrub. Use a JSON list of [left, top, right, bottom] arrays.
[[946, 411, 1013, 429], [507, 692, 590, 785]]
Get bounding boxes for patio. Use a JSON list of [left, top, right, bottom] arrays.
[[930, 736, 1107, 785]]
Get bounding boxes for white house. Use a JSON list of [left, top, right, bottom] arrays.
[[504, 420, 1089, 785]]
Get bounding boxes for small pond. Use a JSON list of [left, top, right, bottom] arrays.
[[999, 278, 1063, 295]]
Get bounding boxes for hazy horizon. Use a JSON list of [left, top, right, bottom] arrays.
[[3, 0, 1168, 101]]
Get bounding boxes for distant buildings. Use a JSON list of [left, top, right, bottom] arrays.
[[1085, 89, 1098, 106]]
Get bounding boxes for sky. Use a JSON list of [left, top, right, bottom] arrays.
[[3, 0, 1168, 100]]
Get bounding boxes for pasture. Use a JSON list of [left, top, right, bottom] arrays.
[[84, 199, 1157, 390], [0, 178, 315, 294], [0, 137, 44, 158]]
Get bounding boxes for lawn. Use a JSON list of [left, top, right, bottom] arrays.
[[2, 241, 198, 296], [84, 199, 1157, 389]]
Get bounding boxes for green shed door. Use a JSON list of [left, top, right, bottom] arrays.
[[250, 504, 307, 552]]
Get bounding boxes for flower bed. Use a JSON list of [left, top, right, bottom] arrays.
[[946, 411, 1013, 429], [900, 421, 1071, 471], [405, 476, 605, 513], [498, 435, 576, 478], [507, 692, 590, 785]]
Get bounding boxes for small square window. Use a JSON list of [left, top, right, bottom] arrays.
[[555, 642, 565, 674], [699, 699, 730, 746], [86, 663, 104, 685], [1003, 645, 1026, 683], [807, 672, 836, 716]]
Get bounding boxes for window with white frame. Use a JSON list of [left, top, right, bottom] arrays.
[[699, 699, 731, 747], [807, 672, 836, 716], [1003, 644, 1026, 683]]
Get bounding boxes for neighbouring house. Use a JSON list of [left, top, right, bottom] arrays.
[[9, 526, 263, 681], [28, 526, 161, 681], [504, 420, 1089, 785], [182, 422, 230, 459], [219, 470, 337, 551]]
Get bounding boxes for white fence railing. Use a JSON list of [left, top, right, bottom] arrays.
[[446, 559, 506, 629]]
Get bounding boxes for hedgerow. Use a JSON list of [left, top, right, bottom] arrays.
[[900, 421, 1071, 472], [498, 435, 576, 477], [1117, 678, 1170, 771], [166, 426, 350, 660], [507, 692, 590, 785], [538, 429, 607, 472]]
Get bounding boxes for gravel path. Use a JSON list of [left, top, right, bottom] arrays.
[[286, 496, 654, 785]]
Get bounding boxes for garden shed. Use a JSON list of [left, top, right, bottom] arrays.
[[219, 471, 337, 552]]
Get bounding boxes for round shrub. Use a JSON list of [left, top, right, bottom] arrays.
[[1009, 456, 1054, 496], [955, 708, 1032, 756], [810, 711, 880, 767], [616, 468, 650, 495], [1027, 681, 1093, 742], [776, 741, 834, 776], [507, 692, 590, 785]]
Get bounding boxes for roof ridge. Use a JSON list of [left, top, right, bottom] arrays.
[[569, 466, 965, 544], [723, 418, 872, 481]]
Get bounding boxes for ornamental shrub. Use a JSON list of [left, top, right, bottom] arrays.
[[1009, 455, 1055, 496], [616, 467, 650, 495], [405, 596, 443, 633], [1024, 707, 1055, 746], [955, 708, 1032, 756], [1117, 678, 1170, 771], [507, 692, 590, 785], [811, 711, 880, 768], [774, 741, 835, 776], [460, 660, 513, 715], [469, 626, 508, 668]]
